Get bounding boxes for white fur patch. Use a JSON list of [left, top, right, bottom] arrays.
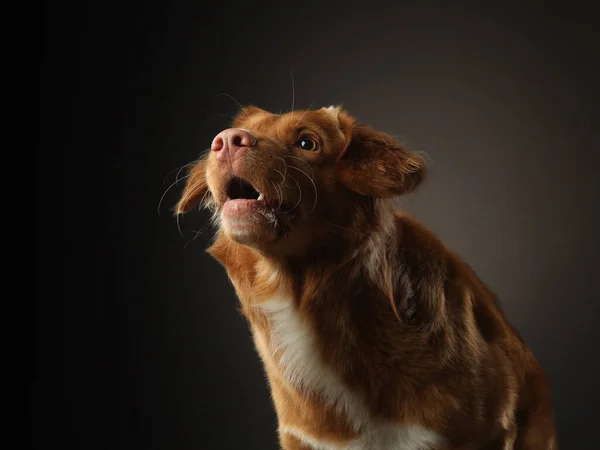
[[283, 424, 442, 450], [322, 105, 341, 118], [257, 296, 443, 449], [361, 206, 397, 296], [258, 296, 369, 430]]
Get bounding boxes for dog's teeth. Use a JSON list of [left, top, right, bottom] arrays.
[[257, 193, 265, 201]]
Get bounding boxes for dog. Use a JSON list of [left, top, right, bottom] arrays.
[[174, 105, 557, 449]]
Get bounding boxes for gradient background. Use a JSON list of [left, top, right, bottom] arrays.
[[37, 1, 600, 449]]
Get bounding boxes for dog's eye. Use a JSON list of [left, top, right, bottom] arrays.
[[296, 137, 318, 151]]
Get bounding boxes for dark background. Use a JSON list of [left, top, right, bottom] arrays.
[[37, 1, 600, 449]]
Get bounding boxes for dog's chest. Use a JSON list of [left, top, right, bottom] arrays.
[[253, 295, 442, 450]]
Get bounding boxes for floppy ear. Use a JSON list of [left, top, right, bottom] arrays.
[[336, 112, 426, 199], [174, 157, 209, 215]]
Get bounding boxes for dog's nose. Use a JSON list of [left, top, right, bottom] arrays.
[[211, 128, 256, 162]]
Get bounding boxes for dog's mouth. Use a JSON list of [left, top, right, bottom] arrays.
[[225, 176, 277, 208], [221, 176, 297, 236]]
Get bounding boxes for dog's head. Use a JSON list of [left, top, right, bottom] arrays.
[[175, 106, 426, 258]]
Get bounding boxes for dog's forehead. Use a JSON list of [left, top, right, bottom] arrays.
[[235, 107, 343, 140]]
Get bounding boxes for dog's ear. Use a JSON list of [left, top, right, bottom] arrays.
[[174, 157, 209, 215], [335, 111, 426, 199]]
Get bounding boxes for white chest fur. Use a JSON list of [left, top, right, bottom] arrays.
[[255, 296, 442, 450]]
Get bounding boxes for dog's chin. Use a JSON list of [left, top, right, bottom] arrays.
[[220, 198, 282, 247]]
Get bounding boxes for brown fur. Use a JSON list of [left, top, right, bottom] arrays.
[[175, 105, 557, 449]]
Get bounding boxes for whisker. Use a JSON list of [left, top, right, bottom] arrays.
[[191, 224, 209, 238], [174, 164, 191, 185], [198, 188, 212, 209], [176, 212, 184, 237], [287, 165, 318, 217], [277, 180, 285, 210], [277, 183, 284, 209], [275, 156, 297, 189], [158, 174, 191, 215], [275, 156, 288, 179], [323, 220, 367, 237], [210, 113, 237, 120], [289, 68, 295, 112], [162, 161, 194, 184], [281, 155, 314, 177], [272, 168, 286, 184], [159, 151, 210, 215], [294, 102, 314, 126], [175, 175, 207, 213], [356, 208, 370, 227], [183, 222, 211, 249], [216, 92, 247, 116], [288, 177, 302, 213], [270, 180, 284, 210]]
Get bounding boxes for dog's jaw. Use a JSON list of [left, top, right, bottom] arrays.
[[221, 198, 280, 245]]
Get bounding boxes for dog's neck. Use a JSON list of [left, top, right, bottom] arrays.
[[207, 199, 399, 298]]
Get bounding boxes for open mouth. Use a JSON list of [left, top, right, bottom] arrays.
[[226, 177, 275, 208], [222, 176, 296, 235], [227, 177, 261, 201]]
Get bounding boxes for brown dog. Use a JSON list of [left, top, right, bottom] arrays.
[[175, 105, 557, 449]]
